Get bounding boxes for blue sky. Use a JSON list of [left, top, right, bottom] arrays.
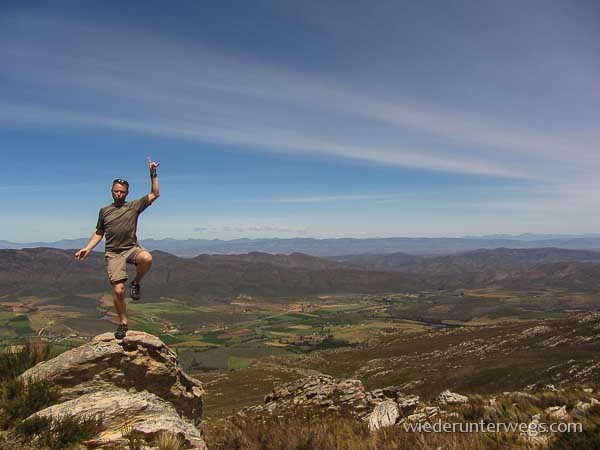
[[1, 0, 599, 241]]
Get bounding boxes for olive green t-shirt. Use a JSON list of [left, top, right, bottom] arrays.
[[96, 195, 152, 253]]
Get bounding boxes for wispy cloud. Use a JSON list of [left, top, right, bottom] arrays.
[[3, 15, 592, 181], [0, 182, 90, 193], [193, 225, 308, 234], [249, 193, 413, 203]]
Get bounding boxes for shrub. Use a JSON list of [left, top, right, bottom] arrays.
[[0, 342, 51, 381], [0, 377, 60, 428], [155, 431, 185, 450], [122, 425, 145, 450], [456, 395, 487, 421], [549, 404, 600, 450], [18, 413, 103, 450]]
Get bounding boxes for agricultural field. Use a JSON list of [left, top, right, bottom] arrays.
[[2, 286, 600, 420], [1, 287, 599, 370]]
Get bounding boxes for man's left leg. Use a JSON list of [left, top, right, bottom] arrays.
[[129, 250, 152, 300]]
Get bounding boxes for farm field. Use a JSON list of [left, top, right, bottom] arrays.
[[1, 287, 598, 351], [2, 285, 600, 420]]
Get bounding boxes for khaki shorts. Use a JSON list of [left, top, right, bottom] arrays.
[[105, 246, 147, 284]]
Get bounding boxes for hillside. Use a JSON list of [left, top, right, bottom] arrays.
[[199, 311, 600, 416], [4, 248, 600, 300], [0, 248, 417, 299], [331, 247, 600, 270]]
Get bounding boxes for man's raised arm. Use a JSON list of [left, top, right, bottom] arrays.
[[148, 158, 160, 204]]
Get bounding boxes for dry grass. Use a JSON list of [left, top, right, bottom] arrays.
[[206, 412, 525, 450], [155, 431, 185, 450]]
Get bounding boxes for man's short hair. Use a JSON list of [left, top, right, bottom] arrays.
[[112, 178, 129, 188]]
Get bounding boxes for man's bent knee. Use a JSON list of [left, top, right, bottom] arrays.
[[136, 251, 153, 265]]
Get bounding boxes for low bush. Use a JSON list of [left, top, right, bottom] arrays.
[[0, 342, 51, 381], [18, 413, 103, 450], [155, 431, 185, 450], [549, 404, 600, 450], [122, 425, 145, 450], [0, 377, 60, 428]]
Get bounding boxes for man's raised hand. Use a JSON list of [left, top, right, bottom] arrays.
[[147, 157, 160, 173]]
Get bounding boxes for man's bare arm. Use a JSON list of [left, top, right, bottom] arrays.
[[148, 157, 160, 203], [75, 231, 104, 260]]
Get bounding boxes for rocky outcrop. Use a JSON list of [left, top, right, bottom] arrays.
[[20, 331, 206, 449], [436, 389, 469, 406], [33, 389, 206, 449], [237, 373, 600, 449], [241, 374, 421, 428], [521, 325, 552, 337]]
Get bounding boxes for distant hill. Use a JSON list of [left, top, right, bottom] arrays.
[[330, 247, 600, 271], [3, 247, 600, 300], [0, 248, 417, 299], [330, 248, 600, 291], [4, 235, 600, 257]]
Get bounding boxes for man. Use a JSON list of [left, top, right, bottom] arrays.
[[75, 159, 160, 339]]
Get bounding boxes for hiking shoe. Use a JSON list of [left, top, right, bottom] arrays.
[[129, 281, 141, 300], [114, 323, 128, 340]]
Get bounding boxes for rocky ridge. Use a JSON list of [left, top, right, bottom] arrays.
[[238, 373, 600, 441], [240, 374, 437, 430]]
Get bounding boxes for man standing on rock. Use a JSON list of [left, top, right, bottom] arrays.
[[75, 159, 160, 339]]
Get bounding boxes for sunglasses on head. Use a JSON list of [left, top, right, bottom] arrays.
[[112, 179, 129, 187]]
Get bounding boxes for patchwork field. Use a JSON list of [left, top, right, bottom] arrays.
[[2, 286, 600, 421], [2, 287, 599, 348]]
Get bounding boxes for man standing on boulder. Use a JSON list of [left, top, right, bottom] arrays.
[[75, 159, 160, 339]]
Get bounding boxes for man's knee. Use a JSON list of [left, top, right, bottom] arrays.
[[113, 282, 126, 296], [137, 251, 153, 265]]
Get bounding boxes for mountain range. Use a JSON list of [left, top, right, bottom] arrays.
[[3, 234, 600, 257], [3, 247, 600, 299]]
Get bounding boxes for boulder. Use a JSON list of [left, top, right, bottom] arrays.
[[545, 405, 569, 421], [401, 406, 440, 424], [367, 400, 400, 431], [30, 388, 206, 450], [336, 379, 369, 411], [437, 389, 469, 406], [21, 331, 204, 423], [20, 331, 206, 449], [397, 395, 419, 415]]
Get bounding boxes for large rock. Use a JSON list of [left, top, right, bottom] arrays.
[[545, 405, 569, 421], [20, 331, 206, 449], [397, 395, 420, 415], [437, 389, 469, 406], [21, 331, 204, 423], [336, 379, 369, 412], [31, 389, 206, 450], [367, 400, 400, 430]]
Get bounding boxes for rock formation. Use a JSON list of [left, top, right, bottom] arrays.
[[436, 389, 469, 406], [240, 374, 422, 429], [20, 331, 206, 450]]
